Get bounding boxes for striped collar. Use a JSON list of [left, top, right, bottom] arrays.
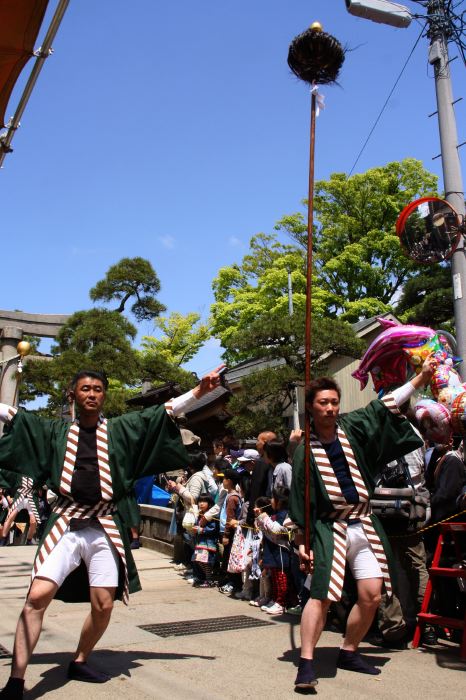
[[310, 426, 370, 506], [60, 414, 113, 502]]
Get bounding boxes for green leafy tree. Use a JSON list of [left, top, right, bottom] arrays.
[[90, 257, 166, 321], [395, 263, 454, 330], [226, 313, 364, 436], [23, 309, 139, 416], [211, 233, 364, 433], [138, 312, 210, 390], [276, 158, 438, 321], [211, 233, 330, 364]]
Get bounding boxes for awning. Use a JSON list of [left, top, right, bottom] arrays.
[[0, 0, 49, 127]]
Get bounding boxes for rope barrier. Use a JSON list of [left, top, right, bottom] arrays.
[[388, 507, 466, 539]]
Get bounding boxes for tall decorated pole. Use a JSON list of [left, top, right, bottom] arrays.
[[287, 23, 345, 557]]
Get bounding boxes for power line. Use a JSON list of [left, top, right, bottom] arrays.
[[348, 24, 427, 176]]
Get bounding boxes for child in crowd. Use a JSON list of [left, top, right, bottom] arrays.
[[263, 441, 293, 491], [249, 496, 273, 607], [191, 493, 219, 587], [218, 468, 243, 594], [255, 487, 294, 615], [228, 472, 253, 600]]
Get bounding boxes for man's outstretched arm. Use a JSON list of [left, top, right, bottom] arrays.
[[0, 404, 17, 423], [165, 365, 225, 417]]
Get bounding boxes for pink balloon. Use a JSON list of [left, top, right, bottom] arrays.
[[352, 318, 436, 391], [414, 399, 452, 443]]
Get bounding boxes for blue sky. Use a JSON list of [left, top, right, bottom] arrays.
[[2, 0, 465, 377]]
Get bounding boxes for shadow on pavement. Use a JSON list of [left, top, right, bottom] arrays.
[[414, 641, 466, 672], [278, 644, 391, 679], [26, 649, 217, 699]]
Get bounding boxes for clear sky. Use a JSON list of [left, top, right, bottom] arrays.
[[1, 0, 465, 377]]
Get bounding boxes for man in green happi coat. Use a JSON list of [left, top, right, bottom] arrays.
[[291, 356, 436, 690], [0, 366, 223, 698]]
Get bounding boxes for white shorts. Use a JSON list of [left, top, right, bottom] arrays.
[[345, 522, 383, 580], [12, 496, 36, 519], [34, 524, 119, 588]]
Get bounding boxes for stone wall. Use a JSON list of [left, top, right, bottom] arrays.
[[139, 504, 183, 560]]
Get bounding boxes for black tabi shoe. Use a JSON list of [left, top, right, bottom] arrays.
[[0, 677, 25, 699], [67, 661, 111, 683], [337, 649, 381, 675], [294, 658, 318, 688]]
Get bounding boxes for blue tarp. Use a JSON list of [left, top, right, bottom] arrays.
[[135, 477, 170, 507]]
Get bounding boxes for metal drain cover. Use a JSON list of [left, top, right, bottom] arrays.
[[139, 614, 275, 638], [0, 645, 11, 658]]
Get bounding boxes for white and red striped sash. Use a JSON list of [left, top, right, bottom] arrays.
[[9, 477, 40, 522], [310, 427, 392, 601], [60, 414, 113, 502], [33, 497, 129, 604]]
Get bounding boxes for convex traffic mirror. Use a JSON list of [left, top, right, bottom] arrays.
[[396, 197, 463, 264]]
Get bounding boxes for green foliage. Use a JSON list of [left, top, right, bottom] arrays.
[[395, 263, 454, 330], [90, 257, 166, 321], [141, 312, 211, 366], [22, 309, 139, 415], [20, 259, 210, 416], [137, 311, 211, 390], [276, 158, 438, 321], [223, 311, 364, 436], [211, 160, 439, 433], [211, 233, 330, 364]]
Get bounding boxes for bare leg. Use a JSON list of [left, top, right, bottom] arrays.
[[341, 577, 382, 651], [1, 509, 18, 540], [11, 577, 58, 679], [300, 598, 331, 659], [26, 517, 37, 542], [74, 586, 116, 662]]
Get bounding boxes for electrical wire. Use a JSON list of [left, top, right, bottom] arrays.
[[348, 24, 427, 176]]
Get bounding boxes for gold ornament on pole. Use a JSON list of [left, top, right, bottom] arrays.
[[17, 341, 31, 357]]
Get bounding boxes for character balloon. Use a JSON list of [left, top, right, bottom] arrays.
[[352, 318, 436, 392], [414, 399, 452, 443]]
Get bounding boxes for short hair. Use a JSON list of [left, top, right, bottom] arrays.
[[263, 441, 288, 465], [71, 370, 108, 391], [197, 493, 215, 508], [305, 376, 341, 405], [187, 451, 207, 471], [272, 486, 290, 509], [255, 496, 272, 514], [223, 467, 241, 485]]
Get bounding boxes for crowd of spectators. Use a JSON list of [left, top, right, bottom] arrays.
[[161, 418, 466, 648]]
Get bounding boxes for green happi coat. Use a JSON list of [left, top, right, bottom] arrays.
[[0, 406, 188, 602], [289, 397, 423, 601]]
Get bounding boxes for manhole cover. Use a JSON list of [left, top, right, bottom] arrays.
[[139, 614, 275, 638], [0, 645, 11, 658]]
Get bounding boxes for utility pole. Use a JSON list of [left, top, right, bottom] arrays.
[[345, 0, 466, 370], [427, 0, 466, 369], [287, 270, 301, 430]]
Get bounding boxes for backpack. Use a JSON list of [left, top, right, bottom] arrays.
[[370, 456, 430, 533], [219, 493, 242, 533]]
